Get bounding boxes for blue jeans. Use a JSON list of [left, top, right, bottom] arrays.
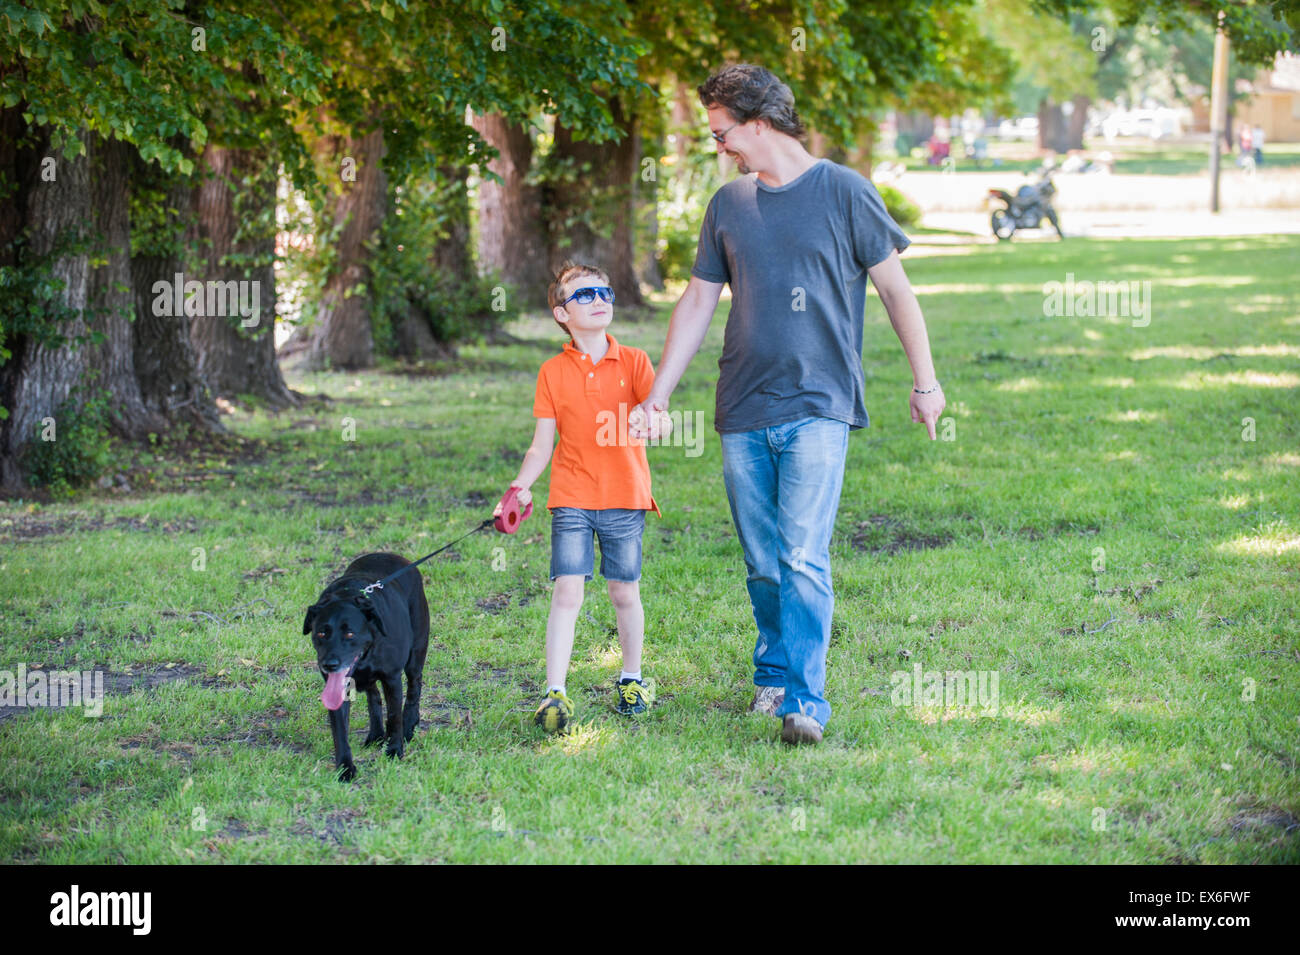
[[549, 507, 645, 582], [720, 417, 849, 727]]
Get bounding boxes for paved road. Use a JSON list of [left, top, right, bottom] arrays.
[[920, 208, 1300, 241]]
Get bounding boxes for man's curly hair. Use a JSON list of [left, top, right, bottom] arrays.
[[697, 63, 806, 141]]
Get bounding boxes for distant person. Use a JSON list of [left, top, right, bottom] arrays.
[[927, 134, 950, 166], [1253, 125, 1265, 165]]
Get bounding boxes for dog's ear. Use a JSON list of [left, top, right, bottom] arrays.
[[354, 596, 387, 639], [303, 601, 326, 636]]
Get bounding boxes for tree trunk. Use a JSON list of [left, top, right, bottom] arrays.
[[670, 78, 696, 164], [636, 125, 663, 293], [1037, 97, 1070, 154], [550, 98, 645, 308], [857, 129, 875, 174], [1066, 95, 1090, 151], [392, 164, 466, 361], [428, 162, 473, 348], [0, 121, 170, 489], [894, 111, 935, 155], [471, 113, 552, 310], [0, 123, 94, 488], [432, 163, 472, 285], [283, 126, 386, 370], [191, 144, 297, 407], [91, 135, 159, 438], [129, 148, 224, 434]]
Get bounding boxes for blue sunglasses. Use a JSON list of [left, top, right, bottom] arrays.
[[561, 286, 615, 307]]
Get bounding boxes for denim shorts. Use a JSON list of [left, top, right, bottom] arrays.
[[549, 507, 646, 582]]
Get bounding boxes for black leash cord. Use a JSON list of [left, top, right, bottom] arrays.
[[361, 517, 496, 596]]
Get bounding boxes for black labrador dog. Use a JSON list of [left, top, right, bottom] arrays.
[[304, 552, 430, 781]]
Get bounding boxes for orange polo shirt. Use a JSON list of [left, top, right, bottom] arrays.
[[534, 333, 661, 516]]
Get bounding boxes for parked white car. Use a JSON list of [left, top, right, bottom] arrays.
[[1100, 107, 1185, 140], [997, 117, 1039, 140]]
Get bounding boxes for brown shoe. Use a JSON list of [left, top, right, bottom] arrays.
[[749, 685, 785, 716], [781, 713, 823, 745]]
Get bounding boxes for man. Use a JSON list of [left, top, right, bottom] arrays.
[[631, 64, 944, 745]]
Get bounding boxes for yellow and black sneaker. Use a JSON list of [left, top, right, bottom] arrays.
[[614, 677, 654, 716], [534, 689, 574, 733]]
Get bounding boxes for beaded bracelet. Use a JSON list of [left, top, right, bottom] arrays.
[[913, 381, 942, 395]]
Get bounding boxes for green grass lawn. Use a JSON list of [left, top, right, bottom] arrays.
[[2, 234, 1298, 863]]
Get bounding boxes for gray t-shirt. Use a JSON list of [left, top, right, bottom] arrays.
[[691, 158, 910, 433]]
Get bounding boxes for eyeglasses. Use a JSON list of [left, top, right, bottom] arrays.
[[561, 286, 615, 307], [711, 120, 743, 144]]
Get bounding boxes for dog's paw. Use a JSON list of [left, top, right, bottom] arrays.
[[403, 723, 417, 742], [363, 731, 385, 747], [385, 745, 404, 760], [337, 761, 357, 782]]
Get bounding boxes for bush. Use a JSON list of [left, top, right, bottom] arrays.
[[878, 183, 921, 229], [23, 385, 113, 496], [656, 150, 723, 282], [369, 175, 510, 353]]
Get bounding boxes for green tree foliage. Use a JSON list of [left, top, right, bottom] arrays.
[[1091, 15, 1265, 110], [0, 0, 326, 172], [1032, 0, 1297, 68]]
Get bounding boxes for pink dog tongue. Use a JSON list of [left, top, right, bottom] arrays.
[[322, 670, 350, 711]]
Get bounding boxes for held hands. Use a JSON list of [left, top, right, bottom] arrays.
[[910, 385, 946, 440], [628, 396, 673, 440], [492, 482, 532, 517]]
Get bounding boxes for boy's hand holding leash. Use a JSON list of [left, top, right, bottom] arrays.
[[492, 482, 532, 516], [492, 483, 534, 534]]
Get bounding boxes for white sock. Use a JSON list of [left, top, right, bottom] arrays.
[[620, 670, 641, 683], [548, 684, 566, 696]]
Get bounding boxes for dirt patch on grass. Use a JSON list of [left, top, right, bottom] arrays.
[[419, 700, 473, 729], [0, 663, 307, 723], [850, 514, 953, 555], [1098, 577, 1164, 601], [289, 808, 368, 848], [468, 663, 538, 692], [1, 513, 202, 540], [204, 706, 306, 753], [416, 664, 539, 722], [212, 819, 268, 842], [475, 593, 511, 614], [1136, 609, 1179, 624], [0, 664, 207, 722], [1229, 807, 1300, 835]]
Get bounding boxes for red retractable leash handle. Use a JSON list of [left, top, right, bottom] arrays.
[[494, 486, 533, 534]]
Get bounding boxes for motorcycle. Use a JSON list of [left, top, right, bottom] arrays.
[[987, 168, 1063, 241]]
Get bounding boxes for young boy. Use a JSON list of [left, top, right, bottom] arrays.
[[496, 262, 661, 733]]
